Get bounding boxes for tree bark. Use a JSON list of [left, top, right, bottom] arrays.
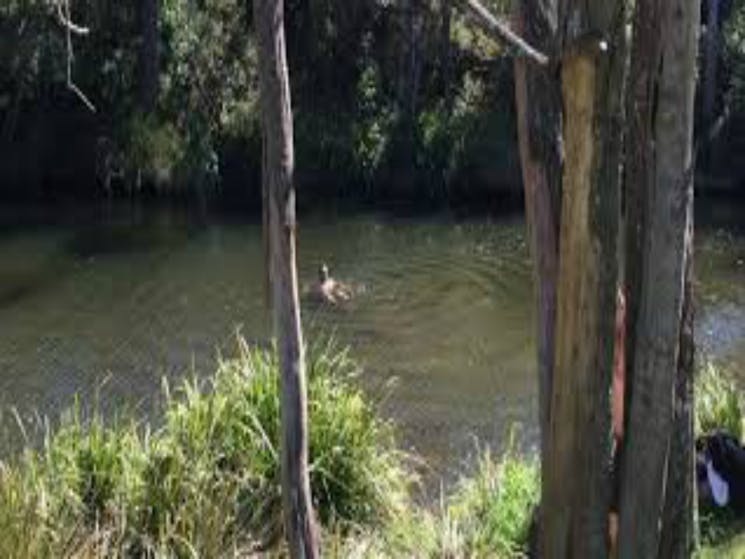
[[702, 0, 720, 138], [253, 1, 319, 557], [440, 0, 454, 113], [512, 0, 561, 520], [542, 6, 628, 552], [618, 0, 700, 555], [137, 0, 159, 113], [658, 220, 695, 558]]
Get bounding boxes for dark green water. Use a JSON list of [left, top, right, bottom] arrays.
[[0, 202, 743, 478]]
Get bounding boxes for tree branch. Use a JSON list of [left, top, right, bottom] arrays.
[[456, 0, 549, 66], [55, 1, 89, 35], [59, 0, 96, 112]]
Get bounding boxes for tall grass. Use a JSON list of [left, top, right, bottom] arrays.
[[0, 338, 410, 557], [695, 358, 745, 553], [0, 336, 538, 558], [329, 444, 539, 558], [696, 359, 744, 439]]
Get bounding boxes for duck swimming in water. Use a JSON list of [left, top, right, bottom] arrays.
[[311, 263, 352, 305]]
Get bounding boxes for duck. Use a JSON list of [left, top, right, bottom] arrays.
[[311, 263, 352, 305]]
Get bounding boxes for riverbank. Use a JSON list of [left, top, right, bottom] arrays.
[[0, 338, 539, 557], [1, 339, 742, 557]]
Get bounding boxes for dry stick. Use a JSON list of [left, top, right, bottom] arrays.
[[60, 0, 96, 112], [456, 0, 549, 66]]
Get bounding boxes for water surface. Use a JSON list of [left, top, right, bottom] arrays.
[[0, 202, 743, 480]]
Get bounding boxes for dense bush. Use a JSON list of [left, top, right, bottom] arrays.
[[1, 0, 520, 205]]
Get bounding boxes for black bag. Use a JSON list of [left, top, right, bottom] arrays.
[[697, 432, 745, 513]]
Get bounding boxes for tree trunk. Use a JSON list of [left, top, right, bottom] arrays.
[[396, 0, 423, 176], [542, 6, 628, 551], [658, 221, 695, 558], [618, 0, 700, 555], [137, 0, 159, 113], [253, 1, 319, 557], [512, 0, 561, 522], [702, 0, 720, 141], [440, 0, 454, 113]]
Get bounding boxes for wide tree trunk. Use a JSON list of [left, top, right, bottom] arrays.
[[618, 0, 700, 555], [137, 0, 159, 113], [253, 1, 319, 557], [542, 5, 628, 552]]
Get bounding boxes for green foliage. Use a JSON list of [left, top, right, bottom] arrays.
[[0, 337, 538, 558], [695, 358, 744, 554], [696, 359, 744, 439], [696, 529, 745, 559], [447, 447, 538, 557], [160, 0, 257, 188], [124, 112, 184, 190], [353, 64, 395, 186], [328, 443, 538, 558], [3, 0, 521, 203], [724, 1, 745, 113]]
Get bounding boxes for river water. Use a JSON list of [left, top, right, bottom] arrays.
[[0, 201, 743, 478]]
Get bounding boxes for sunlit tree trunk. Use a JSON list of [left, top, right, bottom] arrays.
[[253, 0, 319, 556], [542, 6, 628, 553], [618, 0, 700, 555]]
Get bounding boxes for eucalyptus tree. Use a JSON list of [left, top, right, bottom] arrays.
[[461, 0, 701, 555], [253, 0, 319, 556]]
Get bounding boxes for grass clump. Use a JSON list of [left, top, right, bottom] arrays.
[[446, 447, 539, 558], [0, 337, 410, 557], [331, 444, 539, 559], [696, 359, 744, 439], [695, 358, 745, 556]]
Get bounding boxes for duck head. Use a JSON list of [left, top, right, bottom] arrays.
[[318, 263, 330, 283]]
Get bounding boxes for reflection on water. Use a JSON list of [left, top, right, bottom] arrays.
[[0, 202, 743, 480]]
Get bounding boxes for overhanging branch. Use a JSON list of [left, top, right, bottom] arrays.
[[456, 0, 549, 66]]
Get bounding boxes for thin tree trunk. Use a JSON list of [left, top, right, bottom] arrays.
[[440, 0, 454, 112], [400, 0, 423, 169], [253, 1, 319, 556], [137, 0, 159, 113], [512, 0, 561, 523], [703, 0, 720, 137], [659, 218, 695, 558], [618, 0, 700, 555]]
